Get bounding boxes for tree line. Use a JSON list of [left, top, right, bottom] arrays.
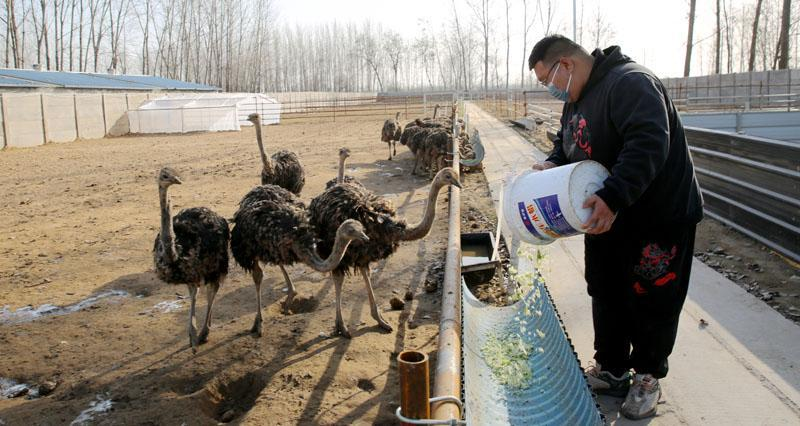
[[0, 0, 796, 92]]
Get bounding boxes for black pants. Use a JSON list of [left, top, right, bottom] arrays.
[[584, 224, 696, 379]]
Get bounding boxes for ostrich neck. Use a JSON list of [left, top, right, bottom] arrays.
[[296, 233, 354, 273], [254, 121, 272, 171], [158, 186, 177, 261], [400, 180, 447, 241], [337, 156, 346, 183]]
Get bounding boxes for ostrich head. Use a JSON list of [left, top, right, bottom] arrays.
[[247, 113, 261, 124], [157, 167, 183, 188], [339, 147, 351, 160], [433, 167, 462, 189], [337, 219, 369, 243]]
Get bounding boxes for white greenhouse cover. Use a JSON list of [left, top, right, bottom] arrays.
[[128, 92, 281, 134]]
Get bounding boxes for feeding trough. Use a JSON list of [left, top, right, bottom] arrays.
[[460, 231, 500, 286]]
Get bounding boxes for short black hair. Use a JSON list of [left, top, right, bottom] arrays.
[[528, 34, 585, 70]]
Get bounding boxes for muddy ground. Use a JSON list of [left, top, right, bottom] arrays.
[[512, 125, 800, 323], [0, 113, 453, 425]]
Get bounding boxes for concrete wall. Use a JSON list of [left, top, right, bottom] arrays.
[[74, 94, 105, 140], [1, 91, 183, 149], [4, 94, 45, 148], [42, 94, 77, 143], [103, 93, 129, 136]]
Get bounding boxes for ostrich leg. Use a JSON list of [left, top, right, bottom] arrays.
[[359, 266, 393, 332], [187, 285, 199, 353], [251, 263, 264, 336], [332, 271, 351, 338], [388, 142, 393, 161], [198, 281, 220, 344], [279, 265, 297, 314], [393, 141, 397, 157]]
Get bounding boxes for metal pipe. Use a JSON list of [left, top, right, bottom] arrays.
[[398, 351, 431, 426], [432, 104, 462, 422]]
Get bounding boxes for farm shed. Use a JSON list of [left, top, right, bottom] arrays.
[[128, 93, 281, 134]]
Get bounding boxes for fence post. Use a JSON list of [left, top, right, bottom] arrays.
[[74, 94, 81, 140], [40, 93, 48, 144], [101, 93, 108, 136], [0, 94, 8, 149]]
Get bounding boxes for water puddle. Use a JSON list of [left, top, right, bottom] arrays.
[[70, 394, 113, 425], [0, 290, 129, 325]]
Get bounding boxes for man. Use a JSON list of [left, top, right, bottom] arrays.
[[528, 35, 703, 420]]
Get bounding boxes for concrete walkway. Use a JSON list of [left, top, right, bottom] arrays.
[[465, 102, 800, 425]]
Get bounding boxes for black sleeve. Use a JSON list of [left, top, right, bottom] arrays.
[[595, 72, 670, 212], [545, 103, 569, 166]]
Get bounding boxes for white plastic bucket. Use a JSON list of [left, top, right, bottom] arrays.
[[502, 160, 610, 245]]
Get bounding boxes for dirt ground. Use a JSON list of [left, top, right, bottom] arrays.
[[512, 125, 800, 323], [0, 113, 453, 425]]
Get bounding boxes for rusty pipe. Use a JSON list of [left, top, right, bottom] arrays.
[[398, 350, 431, 425], [432, 108, 462, 422]]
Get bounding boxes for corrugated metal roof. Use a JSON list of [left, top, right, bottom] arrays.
[[93, 74, 216, 91], [0, 74, 53, 87], [0, 69, 218, 91]]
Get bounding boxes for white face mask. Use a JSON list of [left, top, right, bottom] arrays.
[[547, 63, 573, 102]]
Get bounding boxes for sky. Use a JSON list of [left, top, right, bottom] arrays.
[[274, 0, 744, 79]]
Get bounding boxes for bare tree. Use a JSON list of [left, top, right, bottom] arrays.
[[383, 31, 403, 91], [6, 0, 23, 67], [749, 0, 764, 71], [520, 0, 538, 87], [539, 0, 556, 36], [589, 6, 614, 49], [715, 0, 721, 74], [467, 0, 491, 93], [776, 0, 792, 69], [684, 0, 697, 76], [108, 0, 129, 73], [504, 0, 510, 90], [355, 25, 384, 91]]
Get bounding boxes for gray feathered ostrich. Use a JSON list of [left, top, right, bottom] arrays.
[[248, 113, 305, 195], [308, 167, 462, 338], [381, 112, 403, 160], [325, 147, 362, 190], [230, 184, 369, 335], [152, 167, 229, 353]]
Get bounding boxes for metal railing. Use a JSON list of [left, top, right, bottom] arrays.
[[685, 127, 800, 262]]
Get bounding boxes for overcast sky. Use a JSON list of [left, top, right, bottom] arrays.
[[275, 0, 755, 79]]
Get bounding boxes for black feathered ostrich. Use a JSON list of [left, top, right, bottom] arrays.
[[309, 167, 462, 338], [325, 147, 362, 190], [248, 113, 305, 195], [230, 184, 369, 336], [381, 112, 403, 160], [152, 167, 229, 353]]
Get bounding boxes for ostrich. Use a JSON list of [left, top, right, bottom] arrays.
[[325, 147, 362, 190], [381, 112, 403, 160], [230, 184, 369, 334], [152, 167, 229, 353], [308, 167, 462, 338], [248, 113, 305, 195]]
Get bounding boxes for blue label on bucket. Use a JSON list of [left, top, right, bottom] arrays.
[[517, 202, 545, 239], [533, 195, 578, 236]]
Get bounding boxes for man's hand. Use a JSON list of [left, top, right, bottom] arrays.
[[582, 195, 616, 234], [532, 161, 557, 171]]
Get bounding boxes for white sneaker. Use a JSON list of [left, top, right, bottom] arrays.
[[621, 373, 662, 420]]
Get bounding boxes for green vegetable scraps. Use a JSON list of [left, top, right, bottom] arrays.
[[481, 332, 537, 390]]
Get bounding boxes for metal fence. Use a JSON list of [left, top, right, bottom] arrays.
[[686, 127, 799, 262]]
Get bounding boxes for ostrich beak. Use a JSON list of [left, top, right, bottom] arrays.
[[451, 179, 462, 189], [173, 176, 183, 185], [358, 232, 370, 242]]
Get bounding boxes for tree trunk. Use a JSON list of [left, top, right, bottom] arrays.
[[776, 0, 791, 69], [684, 0, 697, 76], [749, 0, 763, 71], [505, 0, 510, 90], [715, 0, 721, 74]]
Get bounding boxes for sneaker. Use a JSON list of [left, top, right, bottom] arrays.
[[621, 373, 662, 420], [584, 362, 631, 397]]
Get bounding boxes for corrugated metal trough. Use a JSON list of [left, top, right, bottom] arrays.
[[462, 272, 604, 425]]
